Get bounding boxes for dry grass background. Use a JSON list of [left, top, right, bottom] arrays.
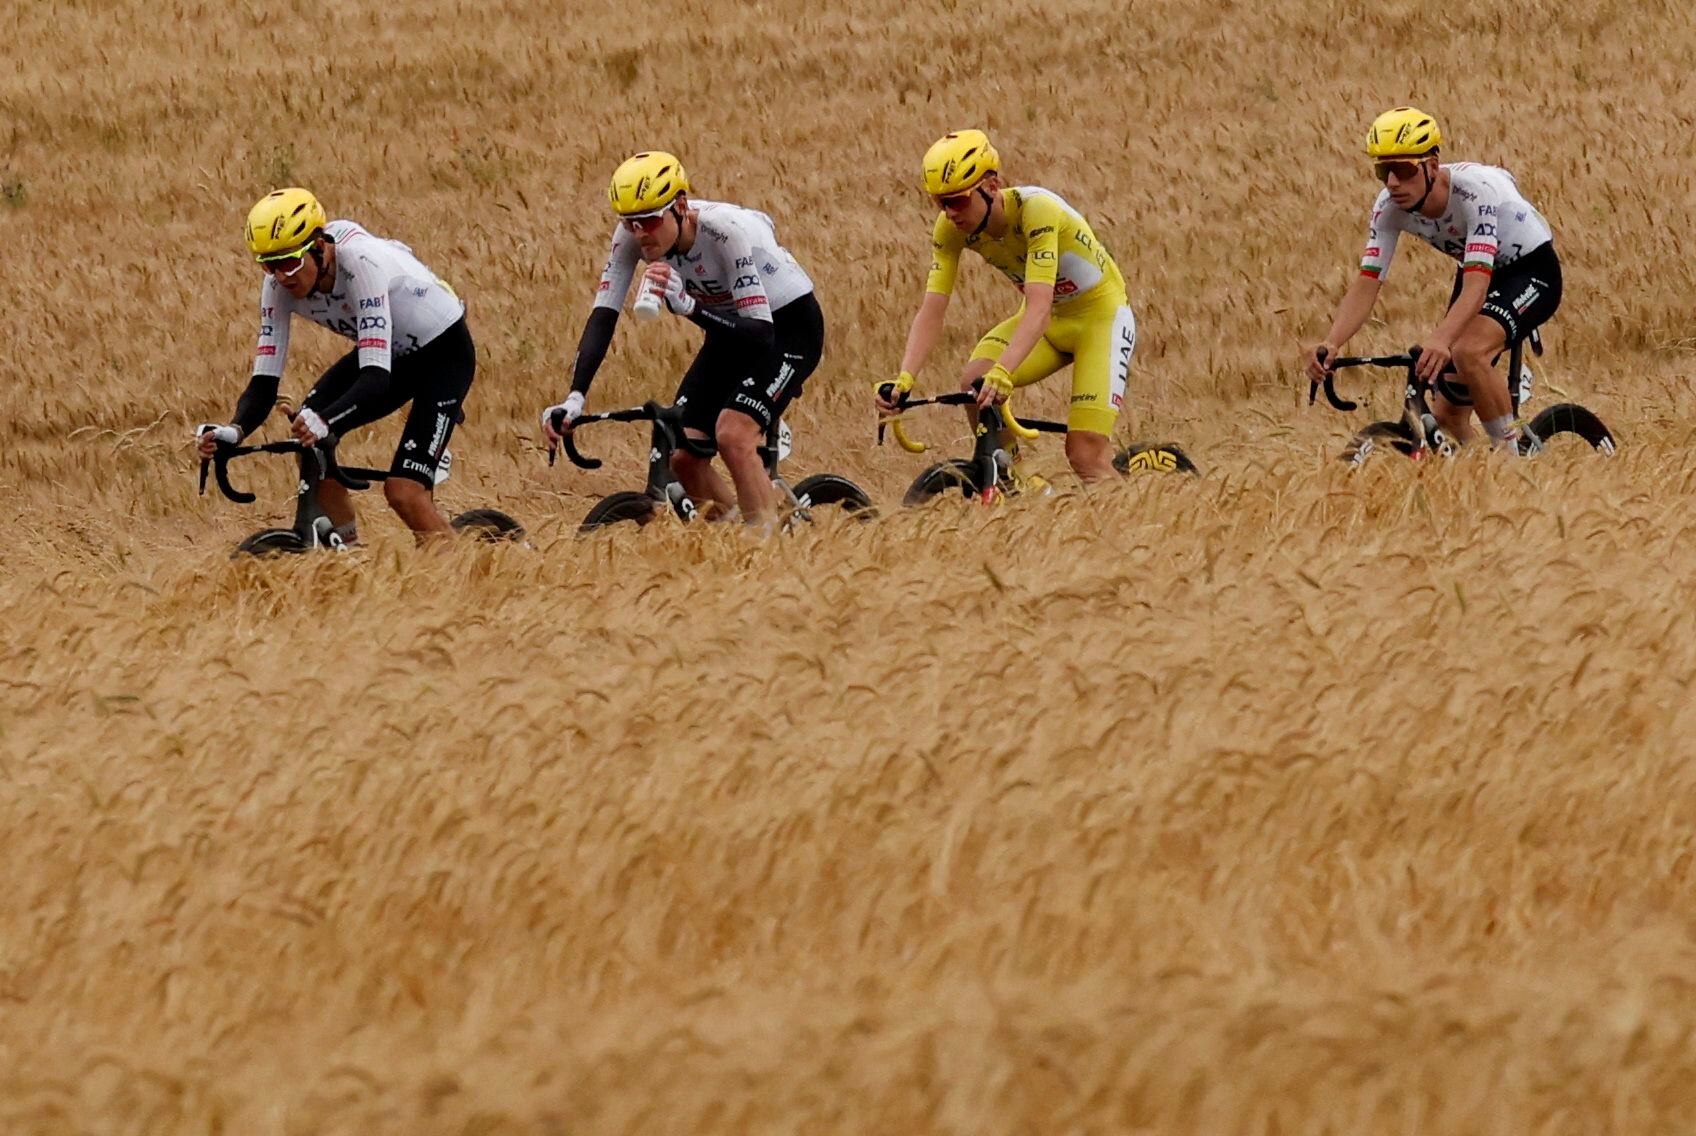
[[4, 0, 1696, 1131]]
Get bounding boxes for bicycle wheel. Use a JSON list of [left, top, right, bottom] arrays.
[[791, 473, 875, 518], [1338, 420, 1419, 465], [450, 507, 527, 542], [1114, 441, 1200, 476], [902, 460, 979, 507], [233, 527, 308, 558], [1521, 403, 1617, 456], [579, 490, 659, 533]]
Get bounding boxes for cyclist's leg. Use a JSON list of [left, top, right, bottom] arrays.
[[299, 349, 404, 532], [965, 309, 1067, 448], [718, 294, 826, 524], [382, 318, 475, 538], [670, 337, 738, 515], [1060, 298, 1136, 482], [1446, 246, 1563, 447]]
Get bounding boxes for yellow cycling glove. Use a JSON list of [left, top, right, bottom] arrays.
[[982, 363, 1014, 398], [876, 371, 916, 403]]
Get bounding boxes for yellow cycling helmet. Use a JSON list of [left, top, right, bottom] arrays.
[[245, 187, 327, 261], [1366, 107, 1442, 159], [921, 130, 1000, 196], [607, 151, 690, 217]]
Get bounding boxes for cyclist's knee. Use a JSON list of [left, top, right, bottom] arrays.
[[714, 413, 762, 461]]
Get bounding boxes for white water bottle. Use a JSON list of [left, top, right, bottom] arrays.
[[632, 276, 663, 322]]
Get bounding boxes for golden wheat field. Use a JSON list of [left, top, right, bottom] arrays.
[[5, 0, 1696, 1131]]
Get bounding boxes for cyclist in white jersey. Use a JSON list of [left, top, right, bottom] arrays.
[[1305, 108, 1562, 451], [540, 151, 824, 526], [196, 188, 476, 540]]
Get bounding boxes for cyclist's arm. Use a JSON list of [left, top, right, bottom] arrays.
[[684, 221, 775, 349], [233, 282, 290, 437], [571, 231, 640, 397], [900, 216, 962, 376], [315, 250, 395, 430], [1433, 184, 1502, 342], [898, 291, 950, 376], [1324, 195, 1398, 348], [1322, 273, 1382, 349], [991, 282, 1054, 378]]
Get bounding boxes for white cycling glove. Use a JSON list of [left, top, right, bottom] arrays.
[[657, 268, 696, 317], [196, 423, 240, 445], [295, 407, 329, 443], [541, 392, 585, 441]]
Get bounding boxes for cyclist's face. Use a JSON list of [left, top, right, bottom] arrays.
[[936, 185, 988, 231], [261, 246, 319, 298], [626, 207, 678, 260], [1379, 158, 1431, 207]]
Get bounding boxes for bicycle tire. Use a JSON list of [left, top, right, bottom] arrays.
[[579, 490, 659, 533], [1114, 441, 1200, 476], [450, 507, 527, 542], [791, 473, 876, 518], [902, 459, 980, 507], [233, 527, 309, 558], [1521, 403, 1617, 456]]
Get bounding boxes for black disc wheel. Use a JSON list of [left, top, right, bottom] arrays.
[[450, 507, 526, 542], [1521, 403, 1617, 456], [791, 473, 875, 520], [579, 490, 660, 533], [902, 459, 980, 507], [233, 527, 308, 558]]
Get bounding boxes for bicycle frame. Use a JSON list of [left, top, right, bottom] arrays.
[[555, 400, 797, 521], [200, 438, 388, 548], [878, 389, 1067, 502]]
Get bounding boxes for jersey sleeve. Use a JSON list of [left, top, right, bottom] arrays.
[[1359, 190, 1401, 281], [714, 219, 774, 323], [252, 277, 291, 378], [925, 214, 964, 296], [341, 239, 394, 371], [592, 227, 641, 312], [1460, 178, 1503, 276]]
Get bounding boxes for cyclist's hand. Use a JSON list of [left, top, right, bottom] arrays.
[[874, 371, 915, 414], [642, 263, 697, 317], [1304, 343, 1340, 384], [291, 407, 329, 446], [977, 364, 1013, 408], [1415, 336, 1454, 383], [196, 423, 238, 457], [541, 393, 585, 443]]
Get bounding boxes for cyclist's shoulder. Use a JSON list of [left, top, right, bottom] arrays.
[[324, 218, 374, 246], [930, 211, 963, 247], [693, 199, 770, 239], [1010, 185, 1077, 222]]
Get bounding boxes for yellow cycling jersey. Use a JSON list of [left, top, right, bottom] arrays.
[[925, 186, 1124, 305]]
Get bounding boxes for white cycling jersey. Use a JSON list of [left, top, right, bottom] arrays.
[[592, 200, 814, 322], [252, 219, 464, 378], [1360, 163, 1554, 282]]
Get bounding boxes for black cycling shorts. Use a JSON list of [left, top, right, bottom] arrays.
[[1438, 242, 1561, 409], [674, 293, 824, 436], [304, 317, 476, 488]]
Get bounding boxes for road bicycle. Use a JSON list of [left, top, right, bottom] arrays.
[[550, 401, 874, 532], [199, 438, 524, 556], [877, 386, 1197, 506], [1311, 333, 1616, 464]]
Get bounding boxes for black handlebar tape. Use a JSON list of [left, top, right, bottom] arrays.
[[563, 433, 601, 470]]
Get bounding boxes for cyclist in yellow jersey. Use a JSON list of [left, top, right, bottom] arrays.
[[875, 130, 1138, 482]]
